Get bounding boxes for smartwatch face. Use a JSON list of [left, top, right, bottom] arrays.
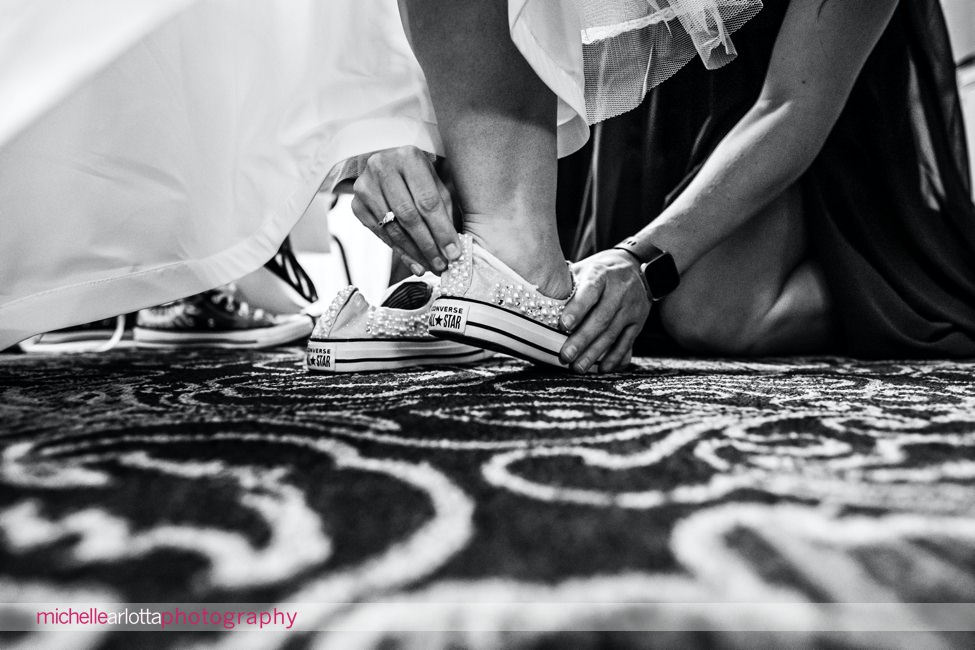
[[644, 253, 680, 300]]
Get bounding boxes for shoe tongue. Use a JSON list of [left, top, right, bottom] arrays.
[[381, 281, 433, 310]]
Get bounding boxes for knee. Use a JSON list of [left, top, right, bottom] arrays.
[[659, 291, 762, 356]]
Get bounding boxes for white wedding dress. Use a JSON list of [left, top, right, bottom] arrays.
[[0, 0, 761, 348]]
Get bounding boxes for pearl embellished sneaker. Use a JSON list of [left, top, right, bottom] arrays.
[[428, 234, 574, 368], [305, 276, 492, 373]]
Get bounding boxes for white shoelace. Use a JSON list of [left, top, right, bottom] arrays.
[[19, 314, 128, 354]]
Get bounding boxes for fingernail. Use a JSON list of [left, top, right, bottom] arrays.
[[576, 357, 591, 373], [445, 243, 461, 260], [432, 257, 446, 272], [411, 263, 425, 276], [563, 345, 578, 361], [561, 314, 576, 330]]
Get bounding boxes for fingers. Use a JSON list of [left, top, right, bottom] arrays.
[[379, 171, 447, 273], [351, 180, 427, 276], [560, 285, 622, 371], [436, 173, 456, 225], [598, 324, 640, 374], [560, 265, 625, 371], [568, 309, 626, 374], [352, 147, 460, 274], [402, 155, 462, 262], [560, 250, 651, 373], [559, 268, 613, 368], [559, 268, 604, 335]]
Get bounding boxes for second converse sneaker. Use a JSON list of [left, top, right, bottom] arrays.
[[306, 275, 492, 373]]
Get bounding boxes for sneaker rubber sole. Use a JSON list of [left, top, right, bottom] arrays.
[[134, 317, 313, 350], [18, 336, 137, 354], [427, 297, 569, 369], [29, 330, 133, 345], [305, 338, 491, 372]]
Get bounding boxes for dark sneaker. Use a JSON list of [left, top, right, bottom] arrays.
[[134, 285, 313, 349]]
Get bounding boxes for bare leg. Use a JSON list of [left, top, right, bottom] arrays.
[[399, 0, 572, 298], [659, 185, 834, 355]]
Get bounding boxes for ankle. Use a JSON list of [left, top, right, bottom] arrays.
[[529, 263, 574, 300], [462, 217, 572, 299]]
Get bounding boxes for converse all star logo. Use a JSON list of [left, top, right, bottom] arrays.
[[306, 344, 334, 369], [429, 303, 469, 333]]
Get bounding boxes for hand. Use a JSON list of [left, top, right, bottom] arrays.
[[350, 146, 461, 275], [559, 249, 651, 374]]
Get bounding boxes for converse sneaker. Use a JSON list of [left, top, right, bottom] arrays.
[[306, 276, 492, 373], [134, 285, 313, 349], [428, 234, 574, 368]]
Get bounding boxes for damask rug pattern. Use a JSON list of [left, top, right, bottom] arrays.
[[1, 348, 975, 648]]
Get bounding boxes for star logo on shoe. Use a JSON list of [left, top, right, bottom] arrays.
[[429, 303, 470, 333]]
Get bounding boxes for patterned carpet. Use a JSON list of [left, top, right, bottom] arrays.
[[2, 348, 975, 648]]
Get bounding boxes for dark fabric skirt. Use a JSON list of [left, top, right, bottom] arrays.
[[559, 0, 975, 358]]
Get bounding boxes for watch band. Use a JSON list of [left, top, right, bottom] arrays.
[[613, 237, 658, 265]]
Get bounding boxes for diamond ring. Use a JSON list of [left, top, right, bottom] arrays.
[[379, 211, 396, 227]]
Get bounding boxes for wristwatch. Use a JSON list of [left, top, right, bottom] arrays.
[[612, 238, 680, 301]]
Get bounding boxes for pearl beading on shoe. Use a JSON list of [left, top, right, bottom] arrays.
[[490, 282, 565, 329], [365, 307, 430, 337], [317, 286, 356, 335], [439, 236, 474, 297]]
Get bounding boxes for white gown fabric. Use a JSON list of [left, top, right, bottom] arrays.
[[0, 0, 760, 348]]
